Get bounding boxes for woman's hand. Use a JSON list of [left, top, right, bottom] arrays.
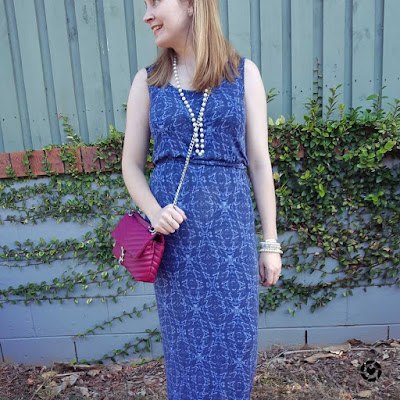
[[150, 204, 187, 235], [259, 252, 282, 287]]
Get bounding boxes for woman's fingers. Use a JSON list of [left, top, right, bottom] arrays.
[[259, 262, 265, 283], [259, 253, 282, 286], [169, 210, 183, 225], [171, 204, 187, 221], [163, 213, 179, 232], [156, 204, 187, 235]]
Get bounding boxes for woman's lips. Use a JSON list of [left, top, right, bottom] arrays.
[[153, 25, 163, 36]]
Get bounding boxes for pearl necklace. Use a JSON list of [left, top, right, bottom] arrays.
[[172, 56, 211, 156]]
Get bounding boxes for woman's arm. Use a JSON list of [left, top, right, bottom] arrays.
[[122, 68, 187, 234], [244, 58, 278, 241], [244, 58, 281, 287], [121, 67, 162, 221]]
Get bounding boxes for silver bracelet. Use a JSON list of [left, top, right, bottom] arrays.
[[259, 238, 283, 254], [260, 240, 281, 247], [260, 239, 280, 245], [259, 248, 283, 254]]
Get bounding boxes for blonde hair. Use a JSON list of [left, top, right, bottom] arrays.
[[146, 0, 242, 92]]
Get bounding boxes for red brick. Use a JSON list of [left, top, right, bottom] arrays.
[[29, 150, 47, 176], [64, 147, 83, 173], [10, 151, 28, 177], [99, 148, 119, 171], [81, 146, 101, 173], [45, 147, 64, 174], [0, 153, 12, 178]]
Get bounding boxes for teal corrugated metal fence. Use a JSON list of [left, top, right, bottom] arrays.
[[0, 0, 398, 152]]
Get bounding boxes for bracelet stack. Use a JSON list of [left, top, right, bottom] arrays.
[[259, 239, 283, 254]]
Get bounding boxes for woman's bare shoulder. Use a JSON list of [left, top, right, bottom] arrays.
[[132, 67, 149, 88], [128, 67, 150, 104], [244, 58, 262, 81]]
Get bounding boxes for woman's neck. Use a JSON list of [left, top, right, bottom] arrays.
[[173, 47, 196, 73], [171, 48, 197, 88]]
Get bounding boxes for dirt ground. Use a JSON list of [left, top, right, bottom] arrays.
[[0, 338, 399, 400]]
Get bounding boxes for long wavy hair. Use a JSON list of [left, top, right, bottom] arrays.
[[146, 0, 242, 93]]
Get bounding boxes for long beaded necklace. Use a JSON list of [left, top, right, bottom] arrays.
[[172, 55, 211, 156]]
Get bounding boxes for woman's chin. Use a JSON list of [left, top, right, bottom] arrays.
[[155, 42, 168, 48], [154, 34, 173, 49]]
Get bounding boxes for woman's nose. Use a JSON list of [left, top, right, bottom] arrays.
[[143, 9, 154, 24]]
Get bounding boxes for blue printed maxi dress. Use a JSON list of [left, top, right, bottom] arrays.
[[144, 56, 259, 399]]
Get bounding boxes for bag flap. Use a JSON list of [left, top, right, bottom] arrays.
[[111, 212, 157, 258]]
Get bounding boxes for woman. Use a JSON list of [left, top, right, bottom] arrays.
[[121, 0, 282, 398]]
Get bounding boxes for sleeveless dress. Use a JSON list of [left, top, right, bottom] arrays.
[[145, 56, 259, 400]]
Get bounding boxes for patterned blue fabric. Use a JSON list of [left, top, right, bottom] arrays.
[[145, 56, 258, 399]]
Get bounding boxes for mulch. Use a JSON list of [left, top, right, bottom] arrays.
[[0, 338, 399, 399]]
